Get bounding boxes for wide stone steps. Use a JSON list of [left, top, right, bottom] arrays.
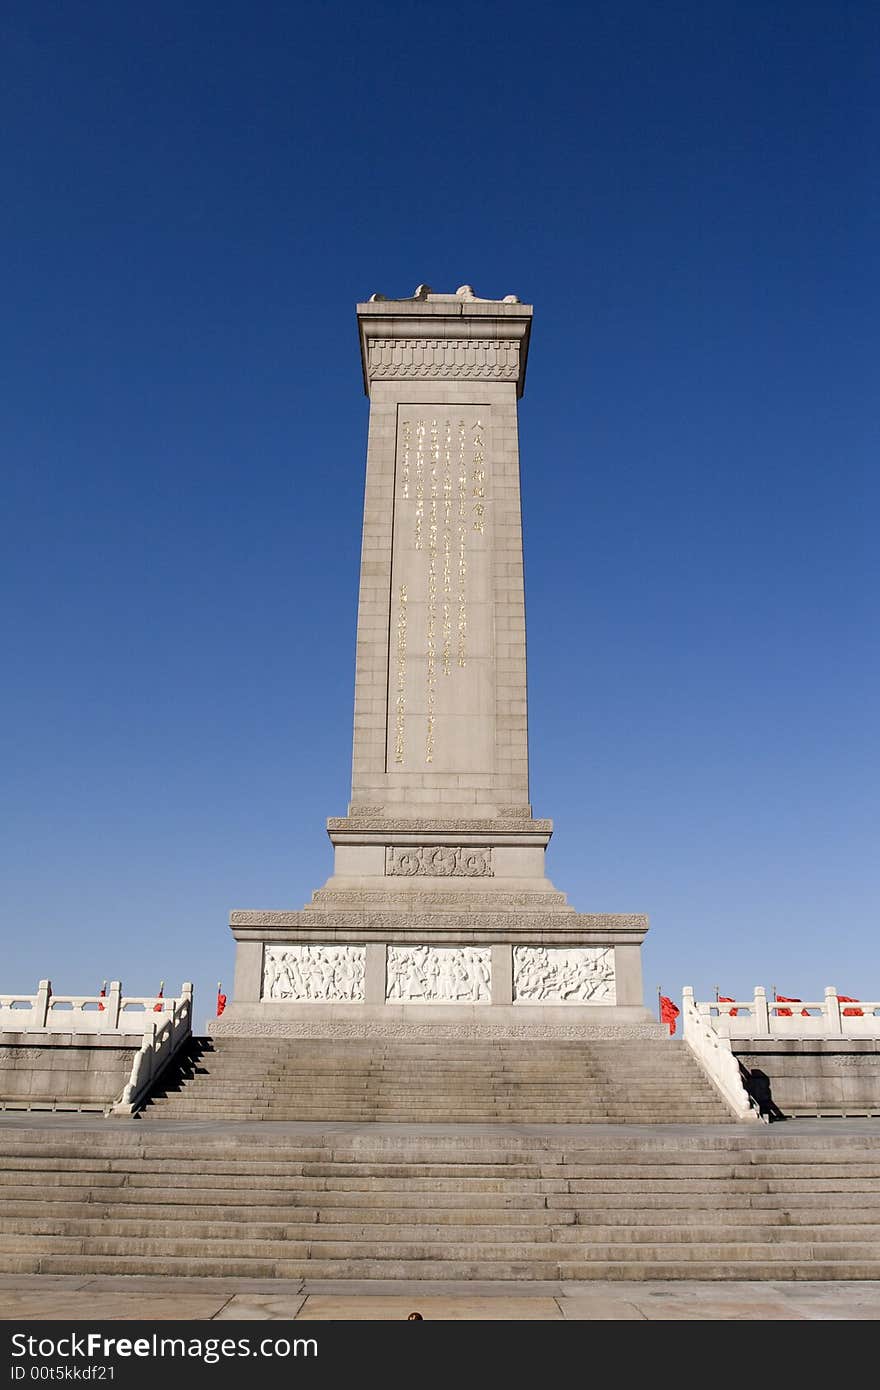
[[3, 1214, 879, 1244], [3, 1231, 879, 1263], [140, 1038, 733, 1124], [5, 1198, 880, 1228], [1, 1126, 880, 1279]]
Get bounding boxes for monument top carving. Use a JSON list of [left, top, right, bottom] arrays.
[[368, 283, 521, 304]]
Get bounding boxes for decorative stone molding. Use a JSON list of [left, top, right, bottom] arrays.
[[211, 1019, 662, 1041], [327, 818, 553, 834], [231, 908, 647, 936], [263, 946, 365, 1003], [385, 847, 493, 878], [386, 947, 491, 1003], [513, 947, 616, 1004], [308, 893, 568, 912], [348, 804, 384, 816], [367, 338, 521, 382]]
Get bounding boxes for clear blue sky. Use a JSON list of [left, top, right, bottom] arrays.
[[2, 1, 877, 1027]]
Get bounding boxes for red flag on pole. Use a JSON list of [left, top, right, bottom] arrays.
[[216, 983, 227, 1017], [718, 995, 738, 1018], [659, 995, 680, 1035], [838, 995, 864, 1017], [153, 981, 165, 1013], [775, 994, 809, 1017]]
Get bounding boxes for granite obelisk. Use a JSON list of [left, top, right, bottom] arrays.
[[215, 285, 655, 1038]]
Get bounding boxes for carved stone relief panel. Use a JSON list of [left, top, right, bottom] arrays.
[[513, 946, 616, 1004], [385, 847, 493, 877], [386, 946, 491, 1003], [263, 946, 365, 1003], [367, 338, 520, 381]]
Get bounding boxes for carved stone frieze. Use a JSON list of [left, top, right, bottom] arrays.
[[231, 908, 646, 934], [386, 947, 491, 1003], [211, 1019, 661, 1041], [367, 338, 521, 382], [514, 946, 616, 1005], [308, 892, 567, 910], [263, 946, 365, 1003], [327, 818, 553, 834], [385, 847, 492, 878]]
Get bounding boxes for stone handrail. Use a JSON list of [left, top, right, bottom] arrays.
[[694, 987, 880, 1038], [112, 985, 194, 1115], [681, 988, 763, 1122], [0, 981, 183, 1035]]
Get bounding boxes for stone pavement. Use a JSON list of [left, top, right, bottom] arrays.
[[0, 1273, 878, 1320]]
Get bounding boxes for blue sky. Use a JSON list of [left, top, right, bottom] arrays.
[[2, 1, 877, 1026]]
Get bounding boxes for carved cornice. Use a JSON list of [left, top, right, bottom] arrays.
[[328, 818, 553, 834], [356, 302, 532, 398], [228, 908, 649, 946], [231, 909, 647, 929], [367, 337, 521, 383]]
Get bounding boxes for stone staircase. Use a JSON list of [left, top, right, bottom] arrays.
[[141, 1038, 735, 1124], [0, 1126, 879, 1279]]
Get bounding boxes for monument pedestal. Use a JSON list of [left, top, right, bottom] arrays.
[[216, 286, 657, 1039]]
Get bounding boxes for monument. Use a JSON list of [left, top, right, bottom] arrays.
[[214, 285, 656, 1038]]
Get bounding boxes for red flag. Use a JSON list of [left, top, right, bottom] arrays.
[[153, 981, 165, 1013], [97, 982, 106, 1013], [838, 995, 864, 1018], [718, 995, 738, 1018], [216, 985, 227, 1017], [775, 994, 810, 1017], [659, 995, 680, 1035]]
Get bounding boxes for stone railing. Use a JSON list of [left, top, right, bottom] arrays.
[[112, 986, 194, 1115], [692, 987, 880, 1039], [681, 989, 763, 1121], [0, 981, 185, 1035]]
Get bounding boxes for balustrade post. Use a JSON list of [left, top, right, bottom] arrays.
[[107, 980, 122, 1029], [753, 986, 770, 1034], [824, 986, 843, 1037], [35, 980, 51, 1028]]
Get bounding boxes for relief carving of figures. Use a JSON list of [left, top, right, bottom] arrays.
[[513, 947, 616, 1004], [386, 946, 491, 1003], [385, 846, 492, 878], [263, 946, 365, 1002]]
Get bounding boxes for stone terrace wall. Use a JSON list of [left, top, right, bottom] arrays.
[[0, 1034, 139, 1110], [734, 1040, 880, 1117]]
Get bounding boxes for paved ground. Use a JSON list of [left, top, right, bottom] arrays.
[[0, 1274, 878, 1320], [2, 1112, 880, 1139]]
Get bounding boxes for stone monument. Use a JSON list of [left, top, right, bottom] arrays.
[[214, 284, 656, 1038]]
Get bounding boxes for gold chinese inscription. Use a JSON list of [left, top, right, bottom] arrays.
[[394, 583, 407, 764], [397, 413, 487, 764], [472, 419, 485, 533], [458, 419, 467, 668]]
